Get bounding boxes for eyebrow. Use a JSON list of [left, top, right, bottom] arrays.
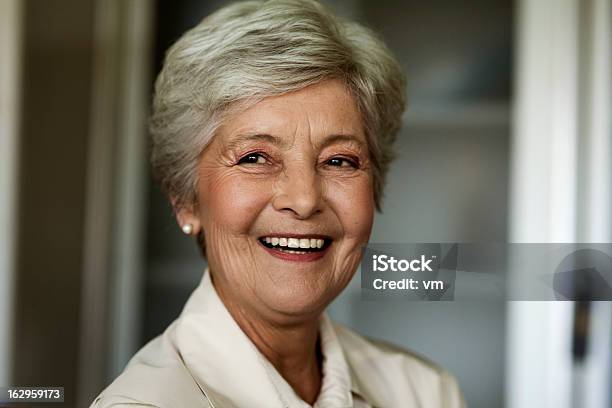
[[223, 133, 282, 151], [316, 134, 366, 150]]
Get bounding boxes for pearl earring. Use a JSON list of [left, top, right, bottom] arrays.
[[182, 223, 193, 235]]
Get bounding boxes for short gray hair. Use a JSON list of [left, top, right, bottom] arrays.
[[150, 0, 406, 212]]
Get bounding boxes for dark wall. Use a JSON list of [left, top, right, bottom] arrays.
[[13, 1, 95, 406]]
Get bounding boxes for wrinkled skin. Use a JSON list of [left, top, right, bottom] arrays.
[[177, 79, 375, 326]]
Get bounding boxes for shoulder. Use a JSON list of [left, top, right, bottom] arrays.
[[334, 322, 465, 408], [90, 394, 159, 408], [90, 326, 212, 408]]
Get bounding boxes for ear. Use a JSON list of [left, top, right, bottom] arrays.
[[171, 198, 202, 236]]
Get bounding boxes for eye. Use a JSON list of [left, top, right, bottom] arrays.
[[326, 157, 358, 168], [237, 153, 268, 165]]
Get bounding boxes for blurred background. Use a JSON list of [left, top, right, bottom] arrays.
[[0, 0, 610, 407]]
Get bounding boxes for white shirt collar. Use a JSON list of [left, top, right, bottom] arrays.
[[174, 269, 356, 408]]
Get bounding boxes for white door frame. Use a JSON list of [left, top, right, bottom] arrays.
[[0, 0, 23, 387], [507, 0, 612, 407], [77, 0, 153, 405]]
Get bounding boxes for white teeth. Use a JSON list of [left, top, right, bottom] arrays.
[[279, 248, 308, 254], [262, 236, 328, 249]]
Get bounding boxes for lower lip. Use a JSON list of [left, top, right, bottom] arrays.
[[258, 240, 330, 262]]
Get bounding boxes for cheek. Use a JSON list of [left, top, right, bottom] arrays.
[[199, 171, 272, 234], [325, 175, 375, 240]]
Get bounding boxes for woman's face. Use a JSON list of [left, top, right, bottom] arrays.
[[179, 79, 374, 323]]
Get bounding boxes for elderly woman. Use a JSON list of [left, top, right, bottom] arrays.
[[92, 1, 464, 407]]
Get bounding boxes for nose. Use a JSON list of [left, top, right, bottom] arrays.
[[272, 163, 323, 219]]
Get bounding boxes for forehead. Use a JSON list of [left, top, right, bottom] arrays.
[[218, 79, 365, 144]]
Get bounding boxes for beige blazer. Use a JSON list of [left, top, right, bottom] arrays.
[[91, 270, 465, 408]]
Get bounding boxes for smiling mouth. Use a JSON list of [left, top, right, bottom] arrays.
[[258, 236, 332, 254]]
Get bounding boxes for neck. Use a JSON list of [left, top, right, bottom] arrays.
[[213, 279, 323, 404]]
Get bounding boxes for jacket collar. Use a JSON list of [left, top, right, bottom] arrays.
[[174, 268, 358, 408]]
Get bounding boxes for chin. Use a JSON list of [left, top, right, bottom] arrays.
[[261, 286, 332, 321]]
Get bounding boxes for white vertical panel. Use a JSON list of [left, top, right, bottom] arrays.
[[506, 302, 574, 408], [583, 302, 612, 408], [77, 0, 153, 404], [109, 0, 152, 379], [78, 0, 120, 403], [509, 0, 579, 242], [507, 0, 579, 407], [0, 0, 22, 386], [581, 0, 611, 243], [579, 1, 612, 407]]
